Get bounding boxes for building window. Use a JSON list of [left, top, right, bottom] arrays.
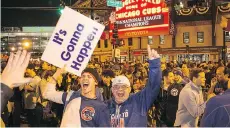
[[183, 32, 190, 44], [159, 35, 165, 44], [148, 36, 153, 45], [197, 32, 204, 43], [104, 39, 108, 48], [225, 31, 230, 42], [97, 40, 100, 48], [128, 38, 132, 46]]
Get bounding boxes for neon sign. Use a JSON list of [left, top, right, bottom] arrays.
[[110, 0, 169, 38]]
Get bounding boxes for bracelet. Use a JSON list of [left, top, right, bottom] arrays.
[[51, 76, 58, 83]]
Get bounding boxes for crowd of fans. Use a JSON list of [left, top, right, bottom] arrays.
[[1, 48, 230, 127]]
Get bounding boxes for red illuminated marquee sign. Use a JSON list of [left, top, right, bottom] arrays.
[[110, 0, 169, 38]]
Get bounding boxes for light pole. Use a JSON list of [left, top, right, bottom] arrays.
[[128, 47, 131, 61], [223, 28, 226, 65], [90, 0, 94, 20], [186, 45, 189, 60]]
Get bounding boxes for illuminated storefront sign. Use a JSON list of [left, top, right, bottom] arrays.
[[110, 0, 169, 38]]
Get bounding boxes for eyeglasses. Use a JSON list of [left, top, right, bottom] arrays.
[[113, 85, 129, 90]]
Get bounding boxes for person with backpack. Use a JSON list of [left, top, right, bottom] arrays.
[[42, 67, 111, 127]]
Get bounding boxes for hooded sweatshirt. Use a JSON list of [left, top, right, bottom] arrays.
[[107, 58, 161, 127]]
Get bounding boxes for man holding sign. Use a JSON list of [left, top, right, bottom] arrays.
[[41, 7, 110, 127], [43, 67, 111, 127]]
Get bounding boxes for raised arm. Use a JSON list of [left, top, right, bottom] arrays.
[[133, 45, 162, 111], [1, 50, 31, 113], [42, 67, 66, 104]]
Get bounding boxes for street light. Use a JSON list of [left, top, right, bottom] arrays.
[[59, 7, 64, 14], [220, 16, 228, 65], [179, 2, 184, 8], [24, 42, 30, 47], [11, 47, 16, 51]]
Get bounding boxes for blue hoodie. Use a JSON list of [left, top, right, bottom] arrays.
[[200, 89, 230, 127], [107, 58, 161, 127]]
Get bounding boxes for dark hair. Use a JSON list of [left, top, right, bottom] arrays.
[[203, 66, 208, 70], [227, 63, 230, 69], [41, 70, 54, 80], [162, 69, 172, 77], [190, 68, 203, 80], [104, 65, 110, 69], [218, 66, 230, 75], [28, 63, 35, 69], [218, 62, 224, 67], [102, 70, 115, 78]]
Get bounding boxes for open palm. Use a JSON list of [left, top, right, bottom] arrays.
[[1, 50, 32, 88]]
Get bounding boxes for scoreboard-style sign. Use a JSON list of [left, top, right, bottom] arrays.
[[110, 0, 169, 38]]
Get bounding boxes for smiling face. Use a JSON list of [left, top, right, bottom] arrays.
[[112, 84, 131, 104], [80, 72, 97, 97]]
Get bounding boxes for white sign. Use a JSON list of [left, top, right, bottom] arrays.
[[41, 7, 105, 76], [115, 49, 120, 58]]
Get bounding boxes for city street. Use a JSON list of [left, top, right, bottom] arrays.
[[1, 0, 230, 127]]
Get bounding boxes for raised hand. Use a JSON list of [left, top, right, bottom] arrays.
[[53, 64, 67, 80], [147, 45, 160, 60], [1, 50, 32, 88], [211, 77, 217, 87]]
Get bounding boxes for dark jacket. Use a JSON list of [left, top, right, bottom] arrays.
[[1, 83, 14, 113], [165, 83, 183, 126], [107, 58, 161, 127], [154, 86, 168, 126], [200, 89, 230, 127], [98, 81, 112, 101]]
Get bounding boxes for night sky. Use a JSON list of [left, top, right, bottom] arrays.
[[2, 0, 78, 27]]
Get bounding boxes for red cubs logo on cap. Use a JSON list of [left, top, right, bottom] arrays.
[[81, 107, 95, 121]]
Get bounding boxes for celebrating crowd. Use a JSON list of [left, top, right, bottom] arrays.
[[1, 45, 230, 127]]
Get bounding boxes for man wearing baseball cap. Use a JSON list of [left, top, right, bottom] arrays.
[[108, 45, 162, 127], [42, 67, 110, 127]]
